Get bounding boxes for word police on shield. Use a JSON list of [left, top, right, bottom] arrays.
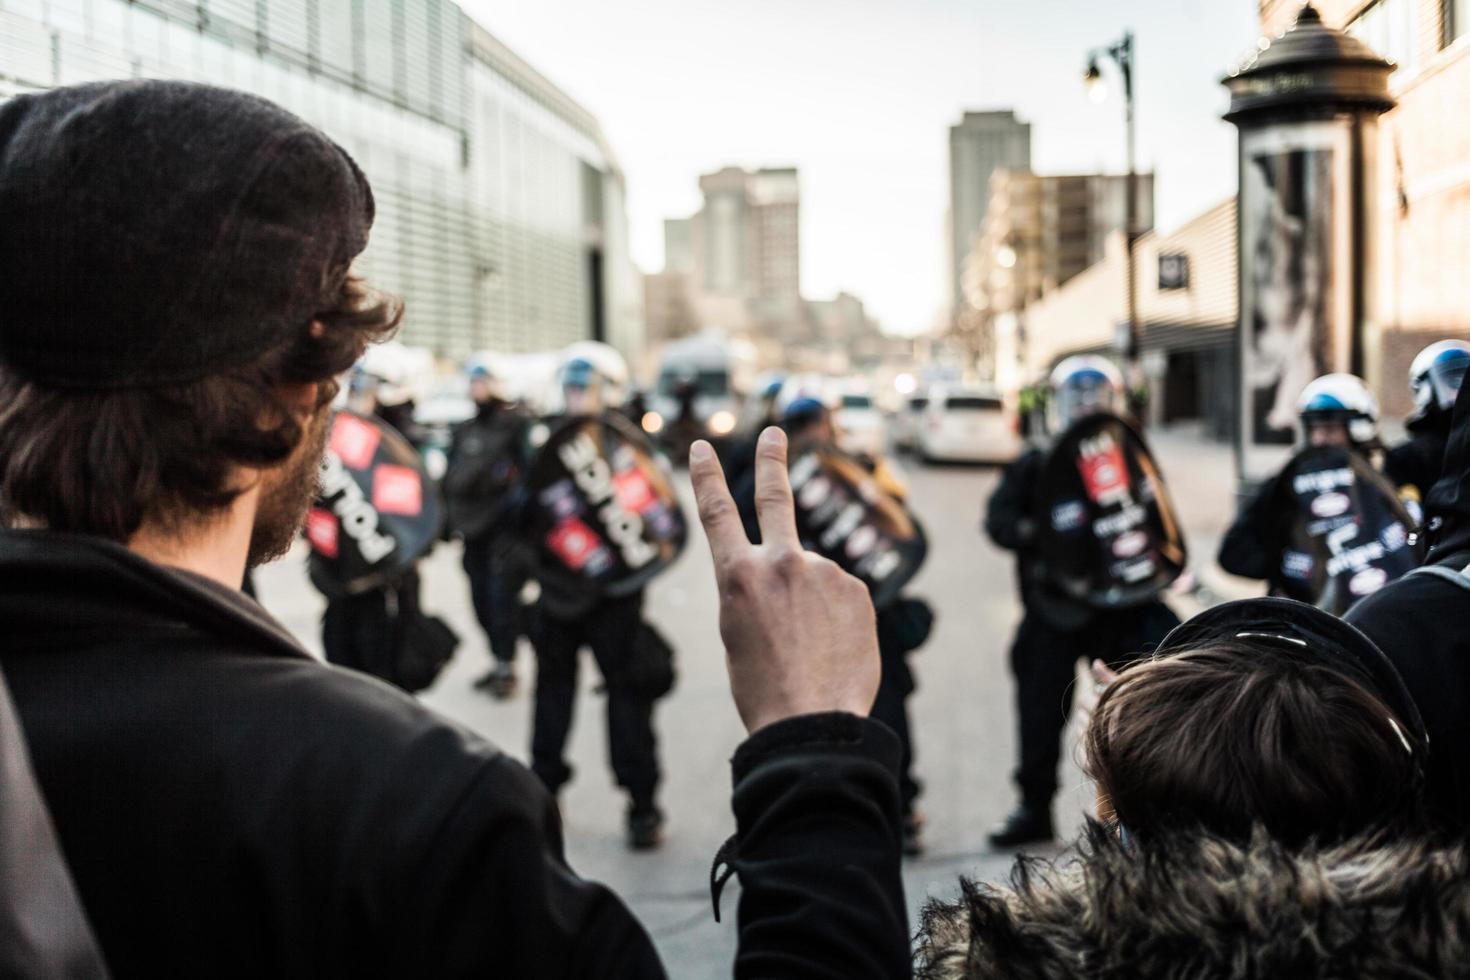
[[524, 414, 687, 600], [306, 410, 442, 598]]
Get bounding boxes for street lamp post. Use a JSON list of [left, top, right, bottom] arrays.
[[1085, 31, 1139, 381]]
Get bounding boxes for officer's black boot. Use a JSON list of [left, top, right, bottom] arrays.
[[987, 802, 1054, 849], [627, 798, 665, 851]]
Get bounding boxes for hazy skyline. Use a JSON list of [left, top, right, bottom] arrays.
[[463, 0, 1263, 335]]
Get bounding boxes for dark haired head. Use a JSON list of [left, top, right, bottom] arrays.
[[1086, 638, 1422, 848], [0, 275, 400, 543]]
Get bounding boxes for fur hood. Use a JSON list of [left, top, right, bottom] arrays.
[[916, 824, 1470, 979]]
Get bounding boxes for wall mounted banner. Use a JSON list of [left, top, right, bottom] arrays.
[[1279, 445, 1422, 615], [307, 410, 442, 598], [786, 443, 927, 609], [523, 414, 687, 600], [1037, 412, 1187, 608]]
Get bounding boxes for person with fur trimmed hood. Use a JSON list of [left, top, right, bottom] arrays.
[[916, 598, 1453, 979]]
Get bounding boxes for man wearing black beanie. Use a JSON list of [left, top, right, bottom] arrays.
[[0, 80, 908, 976]]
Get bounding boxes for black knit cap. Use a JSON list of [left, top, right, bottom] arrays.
[[0, 79, 374, 389]]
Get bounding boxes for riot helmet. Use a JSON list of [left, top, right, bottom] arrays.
[[780, 396, 833, 443], [560, 357, 604, 417], [758, 374, 786, 402], [1048, 355, 1124, 432], [1408, 340, 1470, 424], [353, 341, 418, 412], [1296, 373, 1378, 448], [562, 341, 629, 407], [465, 353, 511, 405]]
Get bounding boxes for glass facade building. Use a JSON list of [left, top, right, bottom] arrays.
[[0, 0, 642, 361]]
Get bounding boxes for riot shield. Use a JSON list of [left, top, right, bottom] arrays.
[[523, 414, 688, 600], [1279, 445, 1423, 615], [306, 410, 443, 598], [786, 442, 927, 609], [1036, 412, 1187, 608]]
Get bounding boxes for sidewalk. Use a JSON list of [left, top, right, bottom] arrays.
[[1146, 421, 1265, 612]]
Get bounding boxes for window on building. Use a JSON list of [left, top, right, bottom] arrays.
[[1348, 0, 1417, 73], [1450, 0, 1470, 44]]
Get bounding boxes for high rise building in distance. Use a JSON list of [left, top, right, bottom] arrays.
[[949, 110, 1032, 320]]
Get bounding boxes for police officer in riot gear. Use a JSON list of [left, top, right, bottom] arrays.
[[445, 357, 531, 698], [1219, 373, 1394, 601], [734, 396, 933, 854], [317, 362, 434, 686], [985, 356, 1181, 847], [525, 352, 668, 850], [724, 375, 787, 493], [1386, 340, 1470, 511]]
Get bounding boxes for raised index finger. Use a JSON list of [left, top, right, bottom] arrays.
[[753, 427, 800, 550], [689, 440, 748, 565]]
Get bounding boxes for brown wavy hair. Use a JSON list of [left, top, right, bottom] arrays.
[[0, 274, 401, 541], [1085, 640, 1421, 848]]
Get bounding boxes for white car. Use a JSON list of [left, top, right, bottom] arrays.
[[835, 392, 886, 457], [891, 393, 930, 454], [918, 387, 1022, 464]]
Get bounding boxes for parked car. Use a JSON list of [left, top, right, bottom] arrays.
[[835, 392, 886, 457], [891, 392, 930, 454], [918, 386, 1022, 464]]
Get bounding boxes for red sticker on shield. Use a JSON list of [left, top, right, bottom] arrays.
[[330, 414, 382, 471], [372, 464, 423, 517], [305, 507, 339, 558], [1078, 441, 1128, 504], [613, 468, 656, 513], [547, 517, 602, 570]]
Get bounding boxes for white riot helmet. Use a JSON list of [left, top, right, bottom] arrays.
[[1296, 373, 1379, 446], [465, 352, 511, 403], [559, 342, 630, 417], [1408, 340, 1470, 423], [562, 341, 629, 405], [1047, 355, 1124, 432], [353, 341, 416, 409]]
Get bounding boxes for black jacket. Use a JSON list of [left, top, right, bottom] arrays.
[[917, 824, 1470, 979], [443, 400, 528, 540], [0, 530, 909, 977], [1384, 412, 1452, 504], [1347, 380, 1470, 831], [984, 448, 1095, 630], [0, 663, 108, 979], [1216, 468, 1303, 598]]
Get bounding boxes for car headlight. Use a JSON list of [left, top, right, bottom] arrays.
[[708, 410, 736, 436], [641, 411, 664, 435]]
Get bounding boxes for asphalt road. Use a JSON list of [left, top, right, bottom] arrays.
[[253, 446, 1213, 976]]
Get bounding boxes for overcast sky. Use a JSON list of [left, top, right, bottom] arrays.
[[462, 0, 1263, 335]]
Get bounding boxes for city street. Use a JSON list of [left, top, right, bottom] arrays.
[[251, 425, 1243, 975]]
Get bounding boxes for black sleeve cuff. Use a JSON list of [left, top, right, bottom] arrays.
[[731, 712, 901, 783]]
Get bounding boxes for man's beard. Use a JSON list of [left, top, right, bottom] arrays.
[[247, 406, 332, 568]]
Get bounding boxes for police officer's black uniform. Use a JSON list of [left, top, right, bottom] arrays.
[[445, 396, 530, 694], [985, 446, 1179, 846], [520, 408, 666, 847], [321, 400, 431, 689]]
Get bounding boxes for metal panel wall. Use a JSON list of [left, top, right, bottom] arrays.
[[0, 0, 622, 359]]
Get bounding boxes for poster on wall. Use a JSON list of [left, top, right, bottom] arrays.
[[1238, 122, 1353, 483]]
